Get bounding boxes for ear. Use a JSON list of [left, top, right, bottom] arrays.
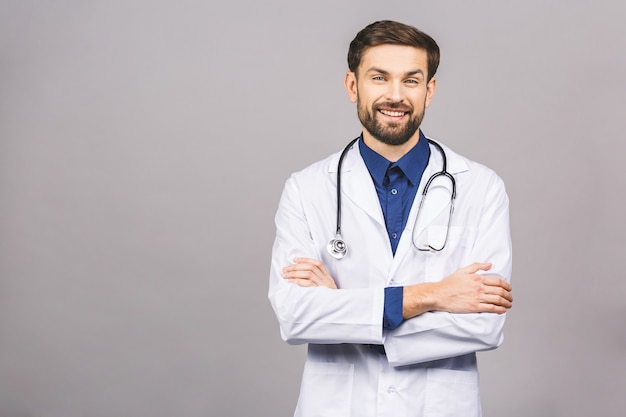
[[425, 76, 437, 108], [344, 71, 358, 103]]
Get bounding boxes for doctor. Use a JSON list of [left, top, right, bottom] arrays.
[[269, 20, 513, 417]]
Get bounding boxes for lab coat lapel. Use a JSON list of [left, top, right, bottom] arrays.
[[328, 143, 385, 228]]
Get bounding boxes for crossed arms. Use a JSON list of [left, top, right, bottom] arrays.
[[282, 258, 512, 319]]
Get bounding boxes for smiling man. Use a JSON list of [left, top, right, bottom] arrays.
[[269, 20, 513, 417]]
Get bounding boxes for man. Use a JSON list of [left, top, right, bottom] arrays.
[[268, 20, 513, 417]]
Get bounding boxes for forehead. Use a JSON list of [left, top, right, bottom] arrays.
[[359, 44, 429, 75]]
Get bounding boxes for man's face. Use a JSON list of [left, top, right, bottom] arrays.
[[344, 45, 436, 146]]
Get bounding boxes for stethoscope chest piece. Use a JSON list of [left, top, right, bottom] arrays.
[[327, 234, 347, 259]]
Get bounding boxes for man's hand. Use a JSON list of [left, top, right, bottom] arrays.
[[282, 258, 337, 289], [403, 262, 513, 319]]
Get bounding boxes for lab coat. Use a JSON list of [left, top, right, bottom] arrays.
[[268, 138, 512, 417]]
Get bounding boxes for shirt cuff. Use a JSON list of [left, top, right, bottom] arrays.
[[383, 286, 404, 330]]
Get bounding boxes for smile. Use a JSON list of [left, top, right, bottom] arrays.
[[379, 109, 408, 117]]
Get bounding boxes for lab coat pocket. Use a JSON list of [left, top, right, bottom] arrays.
[[424, 368, 481, 417], [295, 361, 354, 417]]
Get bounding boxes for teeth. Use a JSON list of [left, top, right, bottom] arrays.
[[380, 110, 406, 117]]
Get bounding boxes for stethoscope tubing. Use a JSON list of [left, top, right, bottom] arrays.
[[334, 137, 360, 238], [328, 137, 454, 259]]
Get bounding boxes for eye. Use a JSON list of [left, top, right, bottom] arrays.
[[405, 78, 419, 85], [372, 75, 386, 81]]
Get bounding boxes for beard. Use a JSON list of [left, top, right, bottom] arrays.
[[357, 99, 425, 146]]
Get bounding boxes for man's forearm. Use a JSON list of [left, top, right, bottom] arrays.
[[402, 283, 438, 319], [402, 262, 513, 319]]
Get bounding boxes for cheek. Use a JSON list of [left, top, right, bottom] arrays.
[[411, 91, 429, 109]]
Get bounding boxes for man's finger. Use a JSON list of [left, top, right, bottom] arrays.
[[287, 278, 317, 287], [462, 262, 492, 274], [482, 275, 512, 292]]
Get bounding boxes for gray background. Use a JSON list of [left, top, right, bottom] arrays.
[[1, 1, 625, 416]]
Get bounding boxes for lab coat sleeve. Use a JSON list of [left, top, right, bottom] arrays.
[[268, 174, 385, 345], [384, 172, 513, 367]]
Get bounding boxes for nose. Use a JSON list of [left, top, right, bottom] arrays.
[[385, 80, 404, 103]]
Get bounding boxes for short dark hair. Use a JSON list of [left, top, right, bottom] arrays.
[[347, 20, 440, 81]]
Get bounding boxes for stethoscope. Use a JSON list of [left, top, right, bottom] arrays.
[[327, 137, 456, 259]]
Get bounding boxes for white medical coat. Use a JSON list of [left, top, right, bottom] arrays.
[[268, 138, 512, 417]]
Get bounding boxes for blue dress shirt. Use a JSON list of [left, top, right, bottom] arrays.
[[359, 131, 431, 330]]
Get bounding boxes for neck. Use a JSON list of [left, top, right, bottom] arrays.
[[361, 130, 421, 162]]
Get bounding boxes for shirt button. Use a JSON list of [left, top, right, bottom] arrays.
[[390, 189, 398, 195], [392, 233, 398, 239], [387, 387, 396, 394]]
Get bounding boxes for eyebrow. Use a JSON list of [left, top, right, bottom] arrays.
[[365, 67, 425, 77]]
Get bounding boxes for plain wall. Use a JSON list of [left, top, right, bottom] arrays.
[[1, 1, 625, 416]]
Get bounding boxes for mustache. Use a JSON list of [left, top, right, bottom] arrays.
[[375, 101, 412, 112]]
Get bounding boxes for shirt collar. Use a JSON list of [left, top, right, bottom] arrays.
[[359, 130, 431, 186]]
